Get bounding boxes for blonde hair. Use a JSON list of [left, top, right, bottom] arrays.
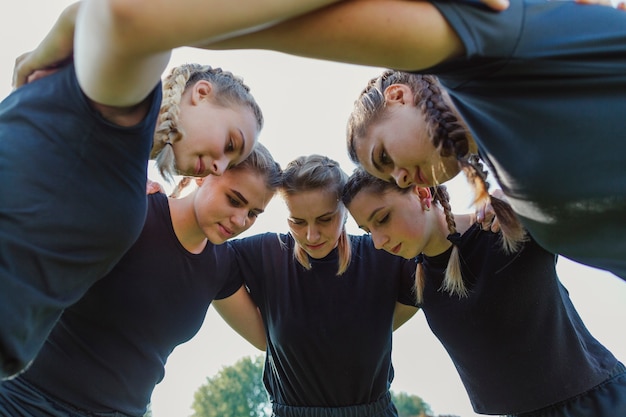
[[347, 71, 525, 253], [281, 155, 351, 275], [151, 63, 263, 181]]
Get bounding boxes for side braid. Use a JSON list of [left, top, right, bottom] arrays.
[[464, 155, 527, 253], [433, 185, 468, 299]]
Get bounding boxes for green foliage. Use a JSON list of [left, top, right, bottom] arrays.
[[391, 390, 432, 417], [191, 355, 270, 417]]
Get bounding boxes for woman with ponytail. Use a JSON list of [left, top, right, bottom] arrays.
[[229, 154, 419, 417], [343, 167, 626, 417]]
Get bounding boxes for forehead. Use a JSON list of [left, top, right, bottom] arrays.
[[284, 189, 339, 218]]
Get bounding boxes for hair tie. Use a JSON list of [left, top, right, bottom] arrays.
[[415, 253, 424, 264], [446, 232, 462, 246], [165, 141, 173, 148]]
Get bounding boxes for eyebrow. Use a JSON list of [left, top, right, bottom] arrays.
[[290, 210, 337, 222], [231, 189, 248, 205], [367, 206, 385, 223]]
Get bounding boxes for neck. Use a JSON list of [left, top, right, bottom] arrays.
[[168, 193, 208, 254], [421, 210, 472, 257]]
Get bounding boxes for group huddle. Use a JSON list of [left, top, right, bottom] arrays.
[[1, 1, 625, 417]]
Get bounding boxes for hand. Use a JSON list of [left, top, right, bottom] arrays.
[[575, 0, 626, 9], [12, 2, 80, 89], [479, 0, 510, 11], [146, 179, 165, 195], [475, 189, 506, 233]]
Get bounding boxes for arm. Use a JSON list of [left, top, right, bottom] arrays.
[[212, 285, 267, 351], [201, 0, 465, 71], [393, 302, 419, 331], [15, 0, 343, 106]]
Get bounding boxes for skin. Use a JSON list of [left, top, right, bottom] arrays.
[[173, 80, 258, 177], [347, 186, 472, 259], [283, 185, 418, 329], [167, 168, 275, 350], [284, 188, 345, 259], [355, 84, 462, 188]]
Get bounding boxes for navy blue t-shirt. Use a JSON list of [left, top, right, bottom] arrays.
[[230, 233, 417, 408], [420, 224, 617, 414], [424, 0, 626, 279], [0, 63, 161, 378], [18, 193, 242, 416]]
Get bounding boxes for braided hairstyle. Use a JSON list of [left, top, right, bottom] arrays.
[[152, 63, 264, 181], [280, 155, 352, 276], [343, 168, 516, 303], [347, 70, 525, 253]]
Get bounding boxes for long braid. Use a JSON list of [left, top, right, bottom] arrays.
[[432, 185, 468, 299], [463, 155, 527, 253], [348, 70, 526, 253], [152, 63, 263, 182]]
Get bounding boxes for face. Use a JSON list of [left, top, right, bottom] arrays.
[[174, 81, 258, 177], [347, 187, 435, 259], [354, 85, 460, 188], [193, 169, 272, 244], [285, 189, 345, 259]]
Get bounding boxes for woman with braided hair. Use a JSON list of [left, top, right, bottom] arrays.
[[0, 0, 273, 379], [342, 167, 626, 417], [178, 0, 625, 282]]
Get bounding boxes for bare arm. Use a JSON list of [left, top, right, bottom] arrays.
[[212, 285, 267, 351], [201, 0, 464, 71], [393, 302, 419, 331], [76, 0, 347, 107]]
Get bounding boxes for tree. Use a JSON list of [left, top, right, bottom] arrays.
[[191, 355, 270, 417], [391, 390, 433, 417]]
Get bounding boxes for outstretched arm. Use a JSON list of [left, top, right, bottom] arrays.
[[13, 0, 344, 105], [212, 285, 267, 351], [202, 0, 464, 71]]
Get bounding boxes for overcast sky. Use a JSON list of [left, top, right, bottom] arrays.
[[2, 2, 625, 417]]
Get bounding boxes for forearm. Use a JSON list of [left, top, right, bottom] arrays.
[[200, 0, 463, 71], [212, 286, 267, 351]]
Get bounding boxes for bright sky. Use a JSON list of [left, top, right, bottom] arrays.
[[2, 2, 625, 417]]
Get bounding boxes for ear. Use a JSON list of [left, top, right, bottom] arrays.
[[383, 83, 413, 105], [190, 80, 213, 105], [415, 186, 432, 211]]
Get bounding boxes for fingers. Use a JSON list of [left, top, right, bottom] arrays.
[[12, 52, 33, 89], [146, 180, 165, 195], [480, 0, 510, 11]]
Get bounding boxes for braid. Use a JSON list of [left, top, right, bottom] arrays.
[[432, 186, 467, 299], [463, 155, 527, 253], [152, 63, 264, 182]]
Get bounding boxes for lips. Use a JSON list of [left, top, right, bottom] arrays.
[[390, 243, 402, 255], [218, 223, 234, 239], [414, 167, 429, 186], [195, 157, 206, 176], [306, 242, 325, 251]]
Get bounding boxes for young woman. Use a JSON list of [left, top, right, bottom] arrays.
[[342, 167, 626, 417], [187, 0, 626, 281], [229, 154, 418, 417], [0, 0, 283, 378], [0, 143, 282, 417]]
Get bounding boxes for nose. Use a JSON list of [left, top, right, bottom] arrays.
[[371, 231, 388, 250], [233, 211, 248, 229], [307, 225, 320, 242], [209, 157, 229, 176], [391, 167, 412, 188]]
